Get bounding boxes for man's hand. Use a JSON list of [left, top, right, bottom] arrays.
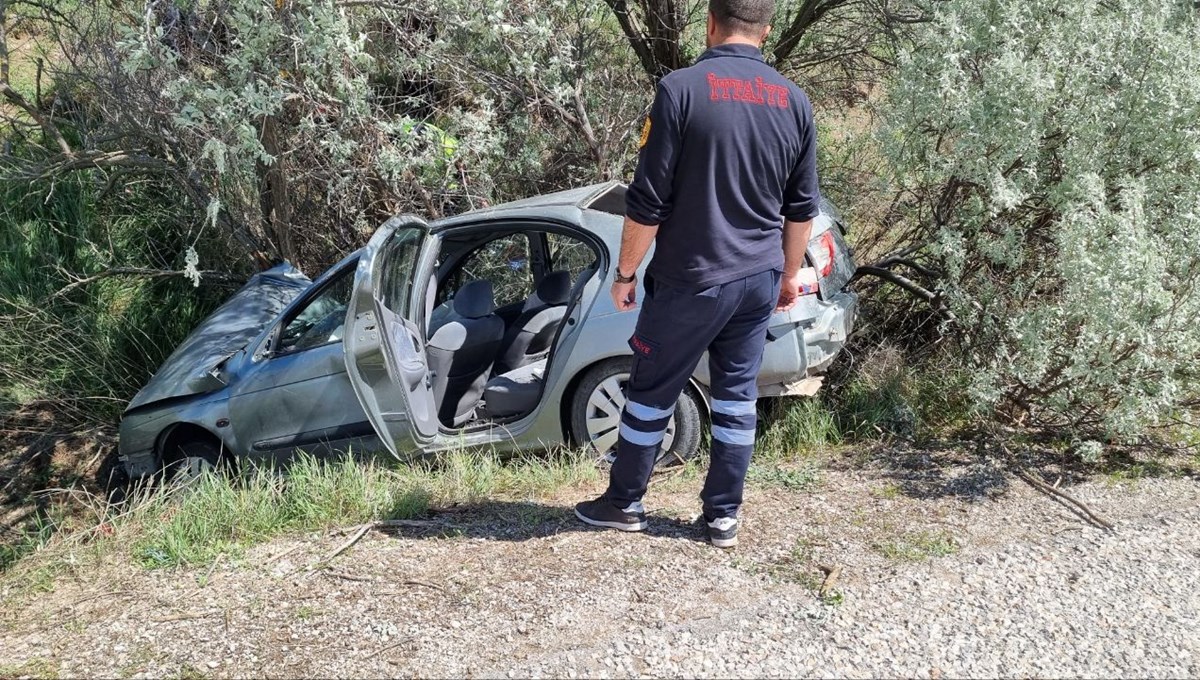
[[775, 270, 805, 312], [612, 280, 637, 311], [778, 218, 815, 313]]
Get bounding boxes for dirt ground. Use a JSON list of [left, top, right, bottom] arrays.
[[0, 410, 120, 559], [1, 444, 1197, 678]]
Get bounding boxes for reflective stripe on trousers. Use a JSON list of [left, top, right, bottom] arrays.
[[604, 268, 781, 520]]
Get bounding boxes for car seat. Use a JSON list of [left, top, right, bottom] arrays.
[[494, 271, 571, 374], [481, 358, 547, 419], [426, 280, 505, 426]]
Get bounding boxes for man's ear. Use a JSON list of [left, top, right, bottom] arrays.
[[760, 24, 772, 44]]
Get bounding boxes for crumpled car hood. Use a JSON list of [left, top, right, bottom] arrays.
[[125, 262, 312, 412]]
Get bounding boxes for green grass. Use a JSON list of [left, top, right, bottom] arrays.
[[131, 455, 432, 569], [0, 657, 59, 680], [3, 449, 602, 577], [0, 515, 56, 572], [423, 447, 601, 503], [872, 482, 903, 499], [175, 663, 210, 680], [754, 345, 977, 463], [757, 397, 842, 460], [0, 146, 234, 426], [821, 589, 845, 607], [1102, 459, 1173, 486], [875, 530, 958, 561], [746, 461, 822, 491]]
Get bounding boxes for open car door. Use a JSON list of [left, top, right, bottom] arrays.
[[344, 216, 438, 458]]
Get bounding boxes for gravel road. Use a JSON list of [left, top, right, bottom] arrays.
[[2, 459, 1198, 678]]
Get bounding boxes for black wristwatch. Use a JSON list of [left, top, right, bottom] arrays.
[[614, 269, 637, 284]]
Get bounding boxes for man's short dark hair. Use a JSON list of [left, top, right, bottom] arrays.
[[709, 0, 775, 34]]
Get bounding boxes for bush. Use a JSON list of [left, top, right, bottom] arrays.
[[880, 0, 1200, 438], [756, 344, 974, 458], [0, 170, 232, 425]]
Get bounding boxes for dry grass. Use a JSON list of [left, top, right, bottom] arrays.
[[0, 22, 57, 125], [0, 447, 604, 586]]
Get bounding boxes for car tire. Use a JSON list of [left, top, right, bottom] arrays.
[[570, 357, 704, 469], [160, 439, 226, 485]]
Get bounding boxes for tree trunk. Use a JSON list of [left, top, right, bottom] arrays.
[[771, 0, 847, 66], [256, 114, 296, 264], [603, 0, 686, 80]]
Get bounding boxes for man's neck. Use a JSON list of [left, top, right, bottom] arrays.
[[709, 35, 762, 49]]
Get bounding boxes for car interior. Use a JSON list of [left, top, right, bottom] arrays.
[[422, 226, 599, 428]]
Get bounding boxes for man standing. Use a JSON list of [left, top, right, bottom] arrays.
[[574, 0, 820, 548]]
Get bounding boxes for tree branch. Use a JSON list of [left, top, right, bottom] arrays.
[[771, 0, 847, 67], [603, 0, 659, 79], [853, 264, 956, 322], [50, 267, 241, 300]]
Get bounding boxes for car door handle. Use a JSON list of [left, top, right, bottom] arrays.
[[389, 321, 430, 391]]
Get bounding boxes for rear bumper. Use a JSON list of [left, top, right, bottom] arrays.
[[803, 290, 858, 374], [757, 289, 857, 384]]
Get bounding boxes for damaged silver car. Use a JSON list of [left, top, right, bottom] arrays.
[[118, 182, 857, 477]]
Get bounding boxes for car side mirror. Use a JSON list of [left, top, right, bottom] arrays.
[[255, 328, 281, 361]]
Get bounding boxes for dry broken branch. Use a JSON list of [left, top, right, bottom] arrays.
[[325, 522, 373, 562], [818, 564, 843, 598], [1011, 465, 1115, 531]]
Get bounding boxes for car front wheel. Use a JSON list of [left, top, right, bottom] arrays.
[[161, 440, 225, 485], [570, 357, 703, 469]]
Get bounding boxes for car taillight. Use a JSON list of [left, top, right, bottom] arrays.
[[810, 231, 836, 278]]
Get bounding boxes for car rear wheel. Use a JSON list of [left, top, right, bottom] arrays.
[[570, 357, 703, 469]]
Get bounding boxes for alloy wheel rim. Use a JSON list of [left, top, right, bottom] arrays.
[[172, 456, 214, 485], [584, 372, 675, 462]]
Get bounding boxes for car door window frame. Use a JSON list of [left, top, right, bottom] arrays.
[[265, 259, 358, 359], [422, 218, 607, 432], [437, 231, 536, 310]]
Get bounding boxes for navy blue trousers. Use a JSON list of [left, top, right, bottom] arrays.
[[605, 268, 781, 520]]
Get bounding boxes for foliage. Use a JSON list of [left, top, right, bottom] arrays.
[[600, 0, 922, 97], [0, 0, 650, 424], [3, 0, 650, 274], [879, 0, 1200, 438], [0, 166, 230, 424]]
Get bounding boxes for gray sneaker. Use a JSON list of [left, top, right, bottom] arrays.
[[707, 516, 738, 548], [575, 497, 647, 531]]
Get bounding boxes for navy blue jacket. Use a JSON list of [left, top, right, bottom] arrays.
[[626, 43, 820, 291]]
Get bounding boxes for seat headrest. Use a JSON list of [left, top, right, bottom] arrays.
[[452, 280, 495, 319], [535, 271, 572, 306]]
